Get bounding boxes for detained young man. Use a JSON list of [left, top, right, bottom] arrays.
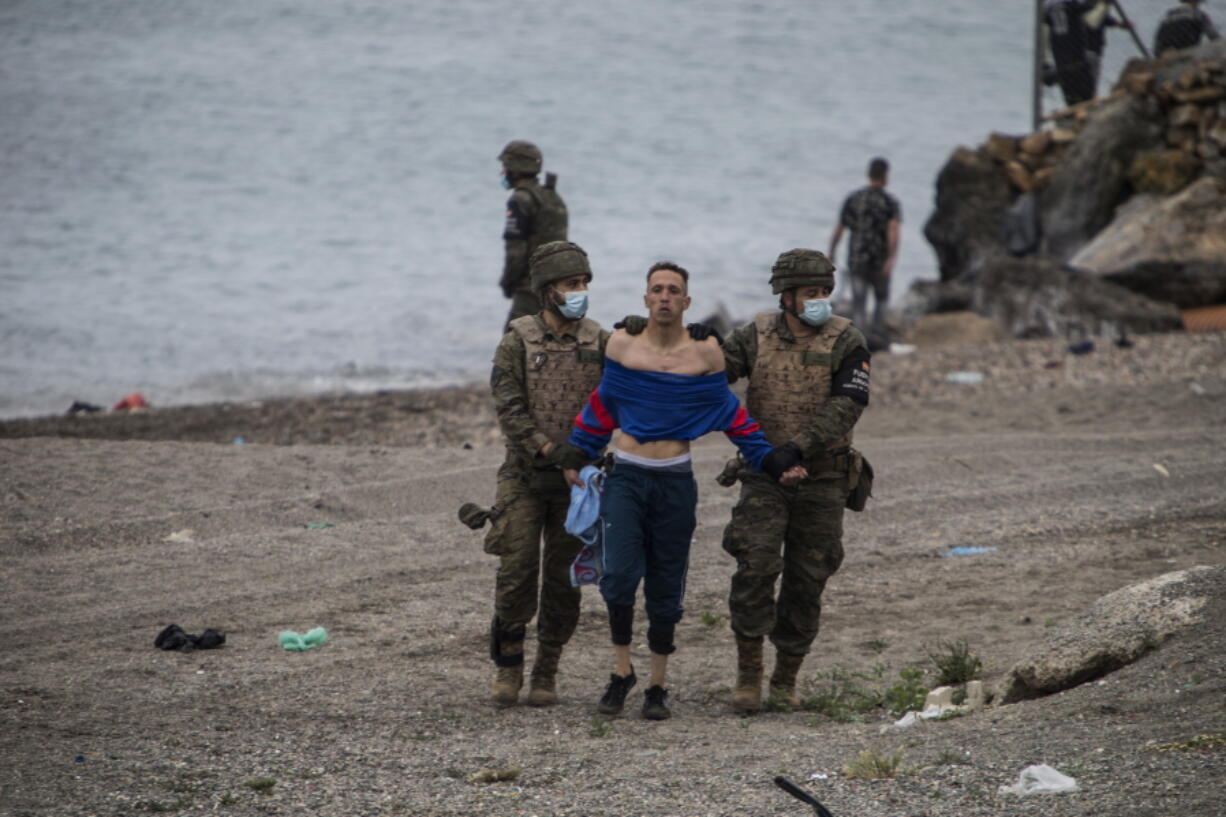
[[559, 262, 804, 720]]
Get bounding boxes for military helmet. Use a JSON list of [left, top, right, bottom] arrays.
[[769, 248, 835, 294], [529, 241, 591, 292], [499, 140, 543, 175]]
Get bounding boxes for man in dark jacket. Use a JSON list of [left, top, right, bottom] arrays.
[[1153, 0, 1220, 56]]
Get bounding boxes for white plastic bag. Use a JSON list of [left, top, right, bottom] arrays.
[[999, 764, 1080, 796]]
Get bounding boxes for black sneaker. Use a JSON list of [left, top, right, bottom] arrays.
[[642, 684, 671, 720], [597, 670, 637, 715]]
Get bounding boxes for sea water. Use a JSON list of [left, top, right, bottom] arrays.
[[0, 0, 1176, 417]]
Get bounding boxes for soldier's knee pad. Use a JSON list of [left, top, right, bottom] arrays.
[[489, 616, 527, 666]]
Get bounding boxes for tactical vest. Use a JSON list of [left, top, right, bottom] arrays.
[[509, 314, 603, 446], [746, 312, 853, 457], [519, 177, 568, 261]]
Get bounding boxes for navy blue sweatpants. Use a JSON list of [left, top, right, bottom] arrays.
[[598, 462, 698, 655]]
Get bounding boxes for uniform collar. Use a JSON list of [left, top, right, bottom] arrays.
[[534, 312, 581, 340], [772, 310, 825, 344]]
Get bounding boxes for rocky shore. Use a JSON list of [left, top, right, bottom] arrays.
[[4, 328, 1221, 448], [913, 40, 1226, 341], [3, 328, 1222, 445]]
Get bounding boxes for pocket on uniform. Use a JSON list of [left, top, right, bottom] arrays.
[[845, 449, 874, 512], [483, 506, 513, 555], [482, 485, 524, 556]]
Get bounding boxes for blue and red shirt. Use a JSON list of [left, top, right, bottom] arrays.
[[568, 357, 772, 470]]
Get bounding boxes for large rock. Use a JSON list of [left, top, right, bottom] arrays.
[[913, 43, 1226, 337], [1126, 148, 1201, 195], [1068, 177, 1226, 309], [1001, 565, 1226, 703], [905, 311, 1009, 348], [922, 146, 1014, 282], [1039, 94, 1165, 261], [894, 280, 974, 328], [956, 256, 1183, 338]]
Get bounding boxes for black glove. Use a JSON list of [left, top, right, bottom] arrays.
[[458, 502, 492, 530], [687, 322, 723, 345], [546, 443, 589, 472], [761, 443, 802, 482], [1041, 62, 1058, 87], [614, 315, 647, 335]]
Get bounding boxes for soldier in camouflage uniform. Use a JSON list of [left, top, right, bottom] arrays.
[[485, 240, 609, 707], [720, 249, 871, 713], [827, 157, 901, 341], [498, 140, 569, 331]]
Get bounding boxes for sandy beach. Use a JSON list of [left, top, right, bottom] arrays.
[[2, 330, 1225, 816]]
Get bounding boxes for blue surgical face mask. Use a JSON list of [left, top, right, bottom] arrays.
[[500, 174, 511, 190], [556, 290, 588, 320], [799, 298, 833, 327]]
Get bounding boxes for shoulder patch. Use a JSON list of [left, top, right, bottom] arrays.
[[832, 346, 871, 406], [503, 196, 530, 240]]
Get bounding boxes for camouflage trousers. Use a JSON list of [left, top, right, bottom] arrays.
[[722, 471, 847, 656], [503, 288, 541, 333], [484, 456, 583, 649]]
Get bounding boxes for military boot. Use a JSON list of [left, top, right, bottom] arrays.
[[769, 651, 805, 709], [731, 636, 764, 714], [492, 663, 523, 707], [527, 642, 563, 707], [490, 619, 525, 708]]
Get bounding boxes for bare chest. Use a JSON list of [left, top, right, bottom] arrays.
[[619, 343, 710, 375]]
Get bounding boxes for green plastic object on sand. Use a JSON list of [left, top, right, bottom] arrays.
[[278, 627, 328, 651]]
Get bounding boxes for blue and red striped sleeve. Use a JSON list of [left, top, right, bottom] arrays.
[[568, 386, 618, 460], [724, 404, 772, 471]]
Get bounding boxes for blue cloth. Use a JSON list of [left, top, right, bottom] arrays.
[[565, 465, 605, 545], [568, 358, 772, 468], [566, 465, 606, 587]]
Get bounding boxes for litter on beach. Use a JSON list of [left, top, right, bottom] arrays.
[[945, 371, 984, 384], [1067, 340, 1095, 355], [278, 627, 328, 651], [942, 546, 999, 557], [112, 393, 148, 411], [999, 764, 1080, 796]]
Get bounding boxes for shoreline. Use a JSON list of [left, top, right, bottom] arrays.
[[2, 329, 1222, 446]]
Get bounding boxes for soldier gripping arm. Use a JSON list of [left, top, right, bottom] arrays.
[[724, 322, 870, 461], [793, 328, 870, 458]]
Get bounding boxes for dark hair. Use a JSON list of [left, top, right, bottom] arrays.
[[646, 261, 689, 285], [868, 157, 889, 181]]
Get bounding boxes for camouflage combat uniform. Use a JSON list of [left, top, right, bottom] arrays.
[[721, 311, 869, 658], [501, 178, 568, 328], [487, 312, 608, 687], [838, 184, 901, 333]]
